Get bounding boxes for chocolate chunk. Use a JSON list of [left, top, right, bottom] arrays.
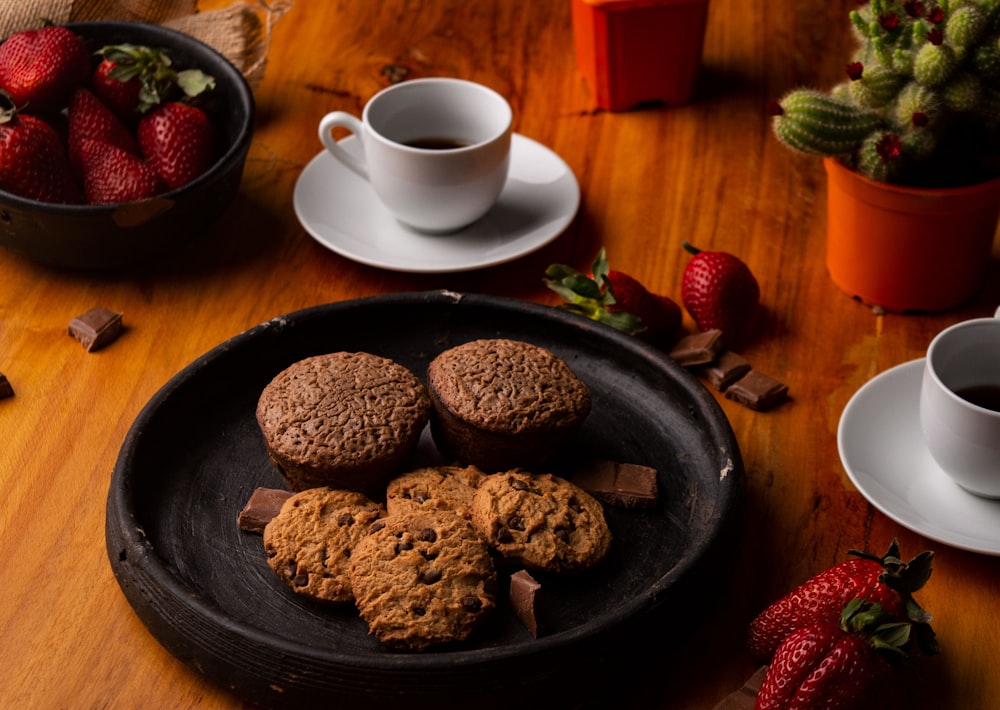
[[419, 568, 442, 585], [668, 329, 724, 366], [68, 307, 123, 352], [462, 595, 483, 613], [236, 487, 293, 533], [711, 666, 767, 710], [509, 569, 543, 637], [0, 372, 13, 399], [725, 370, 789, 411], [572, 459, 659, 508], [697, 350, 752, 391]]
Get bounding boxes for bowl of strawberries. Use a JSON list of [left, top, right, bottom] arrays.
[[0, 20, 254, 269]]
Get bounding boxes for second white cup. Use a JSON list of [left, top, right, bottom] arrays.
[[919, 307, 1000, 498], [318, 78, 513, 233]]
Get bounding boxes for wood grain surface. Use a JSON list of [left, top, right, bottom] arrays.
[[2, 1, 999, 708]]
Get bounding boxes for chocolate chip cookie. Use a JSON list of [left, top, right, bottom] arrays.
[[385, 465, 486, 521], [263, 487, 386, 603], [470, 470, 611, 573], [349, 511, 497, 651]]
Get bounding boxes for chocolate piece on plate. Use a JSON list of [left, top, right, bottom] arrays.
[[68, 307, 123, 352], [572, 459, 658, 508], [237, 487, 293, 533], [697, 350, 751, 391], [725, 370, 788, 411], [509, 569, 543, 638], [668, 329, 724, 366], [0, 371, 13, 399]]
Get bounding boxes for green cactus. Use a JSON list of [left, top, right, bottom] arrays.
[[772, 91, 882, 155], [771, 0, 1000, 186]]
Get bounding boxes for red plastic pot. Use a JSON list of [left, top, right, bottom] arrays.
[[824, 157, 1000, 313], [571, 0, 710, 112]]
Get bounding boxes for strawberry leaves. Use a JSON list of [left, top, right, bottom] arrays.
[[94, 43, 215, 116], [545, 249, 647, 335]]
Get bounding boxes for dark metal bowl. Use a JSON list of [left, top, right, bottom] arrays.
[[0, 21, 254, 270], [106, 291, 745, 709]]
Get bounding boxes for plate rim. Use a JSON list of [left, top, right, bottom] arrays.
[[105, 290, 744, 695]]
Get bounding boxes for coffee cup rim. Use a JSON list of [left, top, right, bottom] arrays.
[[361, 77, 513, 152], [926, 316, 1000, 417]]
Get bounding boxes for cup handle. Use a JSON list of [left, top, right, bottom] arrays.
[[995, 304, 1000, 318], [318, 112, 368, 180]]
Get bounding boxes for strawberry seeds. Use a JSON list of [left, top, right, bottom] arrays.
[[0, 24, 217, 205]]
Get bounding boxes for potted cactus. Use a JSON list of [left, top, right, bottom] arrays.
[[771, 0, 1000, 312]]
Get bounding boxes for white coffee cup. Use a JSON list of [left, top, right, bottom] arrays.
[[919, 306, 1000, 498], [318, 78, 512, 233]]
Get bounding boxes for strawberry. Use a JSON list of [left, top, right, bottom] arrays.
[[0, 96, 80, 203], [747, 539, 937, 663], [91, 58, 143, 124], [755, 599, 911, 710], [545, 248, 682, 345], [78, 138, 164, 205], [680, 241, 761, 347], [605, 269, 683, 343], [90, 43, 215, 124], [0, 25, 89, 115], [67, 88, 140, 175], [137, 101, 216, 190]]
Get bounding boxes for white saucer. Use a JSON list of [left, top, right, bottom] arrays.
[[292, 133, 580, 273], [838, 358, 1000, 556]]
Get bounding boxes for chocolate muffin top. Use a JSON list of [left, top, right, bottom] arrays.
[[256, 352, 430, 487], [427, 339, 591, 435]]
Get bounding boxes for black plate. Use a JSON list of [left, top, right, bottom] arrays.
[[106, 291, 743, 709]]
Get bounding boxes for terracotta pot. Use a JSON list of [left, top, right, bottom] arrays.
[[823, 157, 1000, 312], [571, 0, 710, 112]]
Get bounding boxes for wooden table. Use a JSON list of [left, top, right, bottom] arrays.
[[3, 1, 999, 707]]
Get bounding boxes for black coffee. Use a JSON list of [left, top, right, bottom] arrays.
[[954, 384, 1000, 413], [404, 137, 470, 150]]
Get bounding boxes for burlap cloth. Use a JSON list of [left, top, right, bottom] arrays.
[[0, 0, 292, 87]]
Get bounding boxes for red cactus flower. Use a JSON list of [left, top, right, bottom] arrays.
[[879, 12, 900, 30], [847, 62, 864, 80], [876, 134, 903, 163]]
